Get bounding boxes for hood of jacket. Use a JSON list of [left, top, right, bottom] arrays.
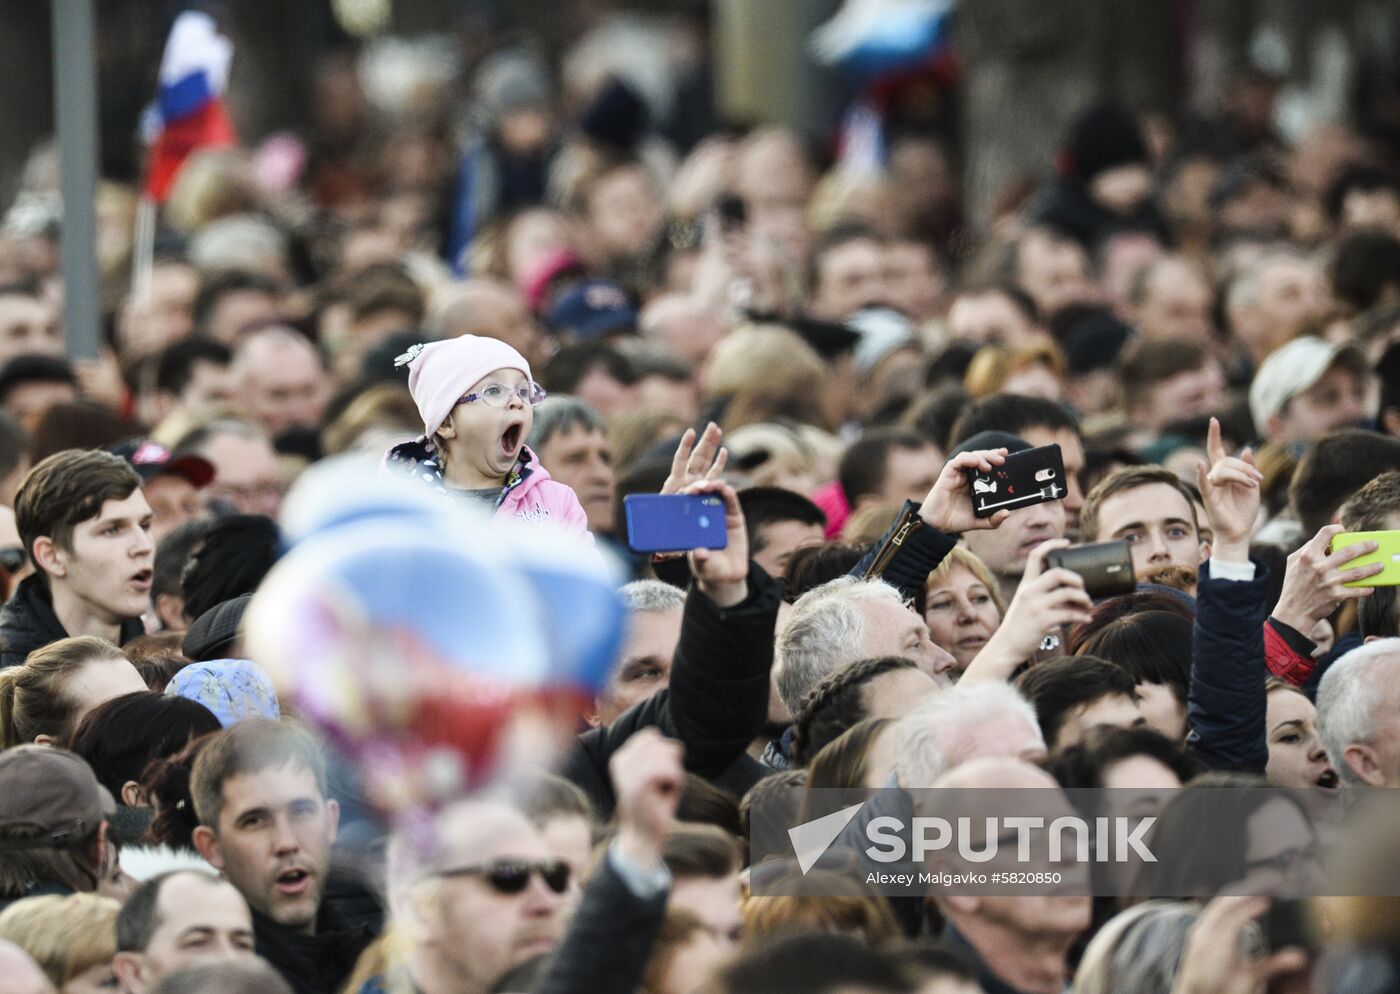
[[385, 436, 548, 503], [385, 437, 559, 510], [119, 843, 214, 882]]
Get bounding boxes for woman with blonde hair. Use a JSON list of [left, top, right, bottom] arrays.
[[921, 547, 1006, 675], [702, 325, 832, 431], [725, 423, 827, 496], [0, 636, 145, 749], [963, 341, 1069, 402], [321, 384, 421, 457], [742, 869, 902, 949], [0, 893, 120, 994], [1072, 901, 1200, 994]]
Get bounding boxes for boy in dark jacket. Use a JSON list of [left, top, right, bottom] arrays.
[[1, 450, 151, 668]]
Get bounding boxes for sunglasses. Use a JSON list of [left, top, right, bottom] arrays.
[[0, 547, 25, 575], [440, 859, 570, 895]]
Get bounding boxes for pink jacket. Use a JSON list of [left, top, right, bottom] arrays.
[[496, 447, 593, 541], [384, 439, 594, 544]]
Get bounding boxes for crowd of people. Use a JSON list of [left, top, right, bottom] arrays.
[[2, 8, 1400, 994]]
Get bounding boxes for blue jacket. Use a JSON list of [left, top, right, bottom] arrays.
[[1186, 560, 1271, 775]]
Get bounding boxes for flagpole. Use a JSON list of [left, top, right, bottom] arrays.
[[50, 0, 102, 362], [131, 196, 156, 305]]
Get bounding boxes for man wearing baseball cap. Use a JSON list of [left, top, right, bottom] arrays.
[[108, 439, 215, 545], [1249, 337, 1372, 449], [0, 746, 114, 912]]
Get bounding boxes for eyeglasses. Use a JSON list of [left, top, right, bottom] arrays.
[[1244, 844, 1319, 885], [459, 382, 548, 409], [0, 547, 25, 575], [439, 859, 570, 895]]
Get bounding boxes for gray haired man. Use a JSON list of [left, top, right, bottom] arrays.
[[1318, 637, 1400, 786], [594, 580, 686, 726], [527, 396, 616, 534]]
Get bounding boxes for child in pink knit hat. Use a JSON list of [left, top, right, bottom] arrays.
[[385, 334, 592, 540]]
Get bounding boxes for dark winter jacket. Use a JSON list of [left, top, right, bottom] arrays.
[[1186, 559, 1271, 775], [853, 500, 958, 601], [0, 575, 145, 669], [529, 852, 668, 994], [1029, 179, 1171, 252], [253, 895, 374, 994], [561, 562, 780, 818]]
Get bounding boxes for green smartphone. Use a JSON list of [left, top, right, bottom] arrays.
[[1334, 530, 1400, 587]]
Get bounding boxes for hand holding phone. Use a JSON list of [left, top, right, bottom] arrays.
[[624, 494, 728, 553], [1332, 529, 1400, 587], [966, 443, 1067, 519], [1043, 540, 1136, 599], [683, 480, 750, 609], [1272, 524, 1382, 638], [1260, 898, 1315, 953], [920, 447, 1013, 533]]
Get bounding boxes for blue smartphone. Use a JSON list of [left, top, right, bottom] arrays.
[[624, 494, 729, 553]]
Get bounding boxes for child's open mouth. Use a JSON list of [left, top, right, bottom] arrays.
[[501, 423, 523, 457]]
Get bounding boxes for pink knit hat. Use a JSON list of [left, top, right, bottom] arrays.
[[395, 335, 533, 437]]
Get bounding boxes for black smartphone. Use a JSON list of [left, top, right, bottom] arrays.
[[1260, 899, 1314, 952], [966, 443, 1067, 519], [716, 193, 747, 232], [1043, 540, 1136, 599]]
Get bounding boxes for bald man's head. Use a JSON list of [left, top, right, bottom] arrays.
[[430, 279, 546, 367], [230, 326, 328, 434], [638, 295, 727, 366], [0, 940, 54, 994]]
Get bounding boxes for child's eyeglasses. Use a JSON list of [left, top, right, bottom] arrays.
[[437, 859, 571, 895], [459, 382, 548, 408]]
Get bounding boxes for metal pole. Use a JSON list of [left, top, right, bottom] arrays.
[[51, 0, 102, 361]]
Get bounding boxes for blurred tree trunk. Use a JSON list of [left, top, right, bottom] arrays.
[[223, 1, 334, 141], [712, 0, 844, 140], [0, 0, 56, 207], [959, 0, 1181, 226]]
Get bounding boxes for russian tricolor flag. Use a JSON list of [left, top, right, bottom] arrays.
[[143, 11, 236, 203]]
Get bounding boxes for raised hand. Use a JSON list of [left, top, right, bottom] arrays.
[[919, 448, 1012, 534], [961, 539, 1093, 683], [662, 423, 728, 495], [684, 480, 749, 607], [1171, 896, 1308, 994], [609, 728, 685, 869], [1196, 417, 1262, 561], [1272, 524, 1381, 635]]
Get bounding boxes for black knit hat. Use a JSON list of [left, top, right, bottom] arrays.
[[1063, 103, 1148, 183], [950, 430, 1031, 457], [183, 594, 253, 662], [1050, 304, 1134, 374]]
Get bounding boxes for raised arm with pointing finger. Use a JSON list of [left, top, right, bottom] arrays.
[[1187, 417, 1271, 773]]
